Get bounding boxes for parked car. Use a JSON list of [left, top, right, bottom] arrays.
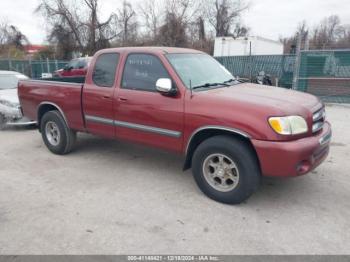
[[53, 57, 92, 78], [18, 47, 332, 204], [0, 71, 36, 128]]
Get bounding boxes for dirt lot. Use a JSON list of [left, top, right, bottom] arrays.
[[0, 104, 350, 255]]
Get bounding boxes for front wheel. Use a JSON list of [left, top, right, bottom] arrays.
[[192, 136, 261, 204], [40, 111, 76, 155], [0, 113, 6, 130]]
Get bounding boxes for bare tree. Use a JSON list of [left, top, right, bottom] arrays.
[[117, 0, 138, 46], [336, 25, 350, 48], [232, 24, 249, 38], [198, 17, 206, 42], [7, 25, 30, 49], [0, 21, 8, 48], [36, 0, 84, 51], [311, 15, 342, 49], [0, 21, 11, 55], [206, 0, 248, 37], [185, 16, 215, 53], [157, 0, 198, 47], [282, 16, 350, 52], [138, 0, 162, 42], [281, 21, 308, 54], [0, 23, 29, 49], [0, 21, 29, 58], [36, 0, 118, 58], [48, 24, 76, 59], [33, 0, 253, 56], [83, 0, 118, 52]]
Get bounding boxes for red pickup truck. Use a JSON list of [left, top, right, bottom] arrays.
[[18, 47, 332, 204], [53, 57, 92, 78]]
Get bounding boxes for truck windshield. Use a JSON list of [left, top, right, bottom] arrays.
[[166, 53, 236, 89]]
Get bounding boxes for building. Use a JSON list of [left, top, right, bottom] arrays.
[[23, 45, 47, 58], [214, 36, 284, 57]]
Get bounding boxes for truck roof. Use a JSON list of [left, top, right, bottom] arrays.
[[97, 46, 204, 55]]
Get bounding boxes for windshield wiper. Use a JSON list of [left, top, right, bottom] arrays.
[[223, 78, 236, 84], [192, 78, 240, 90], [192, 82, 231, 90]]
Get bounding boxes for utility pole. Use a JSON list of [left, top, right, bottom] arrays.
[[249, 41, 252, 83], [304, 31, 310, 51], [292, 32, 302, 90]]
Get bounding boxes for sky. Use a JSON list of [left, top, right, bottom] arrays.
[[1, 0, 350, 44]]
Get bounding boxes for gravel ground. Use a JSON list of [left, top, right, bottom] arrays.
[[0, 104, 349, 255]]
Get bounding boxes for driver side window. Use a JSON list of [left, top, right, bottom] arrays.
[[122, 54, 170, 92]]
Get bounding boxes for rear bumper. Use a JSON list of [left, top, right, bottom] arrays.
[[252, 122, 332, 177]]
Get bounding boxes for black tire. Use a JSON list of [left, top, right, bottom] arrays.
[[40, 111, 76, 155], [0, 113, 6, 130], [192, 136, 261, 204]]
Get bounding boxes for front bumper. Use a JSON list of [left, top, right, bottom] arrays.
[[1, 105, 36, 127], [252, 122, 332, 177], [6, 117, 37, 127]]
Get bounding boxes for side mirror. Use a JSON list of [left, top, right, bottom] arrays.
[[156, 78, 177, 96]]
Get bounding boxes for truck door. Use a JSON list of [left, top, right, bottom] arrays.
[[82, 53, 120, 138], [114, 53, 184, 153]]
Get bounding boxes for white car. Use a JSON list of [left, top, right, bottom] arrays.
[[0, 71, 36, 128]]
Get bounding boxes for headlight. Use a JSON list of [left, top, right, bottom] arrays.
[[269, 116, 308, 135], [0, 100, 18, 108]]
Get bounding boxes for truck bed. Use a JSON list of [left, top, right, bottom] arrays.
[[18, 79, 85, 131]]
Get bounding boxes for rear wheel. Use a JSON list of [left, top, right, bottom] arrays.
[[192, 136, 261, 204], [40, 111, 76, 155]]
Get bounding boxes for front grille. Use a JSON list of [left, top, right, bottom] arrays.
[[312, 108, 326, 133]]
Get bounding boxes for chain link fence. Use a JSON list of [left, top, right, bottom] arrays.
[[297, 50, 350, 103], [216, 55, 296, 88], [216, 50, 350, 103], [0, 59, 68, 79], [1, 53, 350, 103]]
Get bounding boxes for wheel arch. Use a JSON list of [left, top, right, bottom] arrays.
[[184, 126, 260, 171], [37, 102, 68, 131]]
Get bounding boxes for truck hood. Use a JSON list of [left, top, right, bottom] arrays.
[[0, 88, 19, 105], [203, 83, 321, 115]]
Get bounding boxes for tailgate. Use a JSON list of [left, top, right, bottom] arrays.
[[18, 79, 84, 131]]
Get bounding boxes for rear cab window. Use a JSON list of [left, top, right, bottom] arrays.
[[92, 53, 120, 87], [121, 54, 170, 92]]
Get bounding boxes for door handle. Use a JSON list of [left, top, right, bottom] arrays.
[[118, 97, 128, 102], [102, 95, 111, 100]]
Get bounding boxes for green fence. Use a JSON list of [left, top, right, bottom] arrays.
[[297, 50, 350, 103], [2, 53, 350, 103], [0, 59, 68, 79], [216, 55, 296, 88], [216, 50, 350, 103]]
